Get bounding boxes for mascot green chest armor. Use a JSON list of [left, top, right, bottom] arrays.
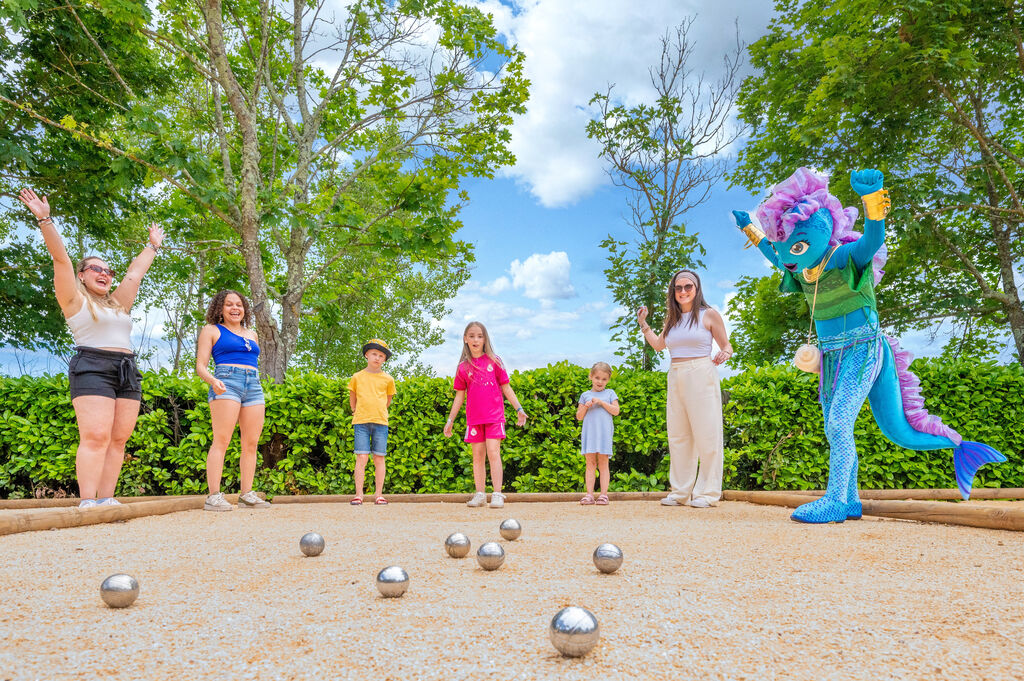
[[733, 168, 1005, 523]]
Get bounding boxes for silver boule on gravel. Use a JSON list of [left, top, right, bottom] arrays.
[[592, 543, 623, 574], [549, 606, 600, 657], [299, 532, 325, 557], [100, 574, 139, 608], [444, 532, 471, 558], [375, 566, 409, 598], [476, 541, 505, 570], [498, 518, 522, 541]]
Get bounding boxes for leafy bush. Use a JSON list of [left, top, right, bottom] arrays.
[[1, 360, 1020, 498]]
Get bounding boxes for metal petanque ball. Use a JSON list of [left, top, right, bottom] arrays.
[[549, 606, 600, 657], [299, 532, 325, 557], [476, 541, 505, 570], [499, 518, 522, 541], [100, 574, 139, 608], [592, 543, 623, 574], [445, 532, 471, 558], [376, 566, 409, 598]]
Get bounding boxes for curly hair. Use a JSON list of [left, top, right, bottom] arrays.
[[205, 289, 253, 327]]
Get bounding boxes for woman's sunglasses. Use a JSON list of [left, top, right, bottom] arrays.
[[674, 283, 695, 293], [80, 264, 116, 277]]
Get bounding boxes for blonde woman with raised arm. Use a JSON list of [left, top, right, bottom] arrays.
[[18, 187, 163, 509]]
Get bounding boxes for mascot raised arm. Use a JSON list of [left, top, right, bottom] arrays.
[[733, 168, 1005, 523]]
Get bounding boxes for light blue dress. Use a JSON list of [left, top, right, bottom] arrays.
[[579, 389, 617, 456]]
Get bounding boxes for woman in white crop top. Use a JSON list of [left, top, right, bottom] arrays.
[[19, 187, 163, 510], [637, 269, 733, 508]]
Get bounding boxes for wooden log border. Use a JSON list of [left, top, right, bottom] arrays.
[[726, 491, 1024, 532], [3, 489, 1023, 536]]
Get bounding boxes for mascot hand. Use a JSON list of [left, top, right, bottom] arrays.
[[850, 169, 884, 196], [731, 210, 752, 228]]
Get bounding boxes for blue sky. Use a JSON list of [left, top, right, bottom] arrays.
[[1, 0, 1014, 377]]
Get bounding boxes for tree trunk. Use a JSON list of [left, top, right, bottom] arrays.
[[994, 221, 1024, 365], [203, 0, 286, 382]]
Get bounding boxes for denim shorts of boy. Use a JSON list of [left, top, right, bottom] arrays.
[[207, 365, 265, 407], [464, 422, 505, 444], [68, 347, 143, 401], [354, 423, 389, 456]]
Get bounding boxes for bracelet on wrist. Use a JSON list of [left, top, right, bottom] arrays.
[[516, 407, 525, 414], [37, 216, 52, 223], [146, 242, 160, 253]]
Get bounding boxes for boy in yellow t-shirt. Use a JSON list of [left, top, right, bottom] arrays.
[[348, 339, 397, 505]]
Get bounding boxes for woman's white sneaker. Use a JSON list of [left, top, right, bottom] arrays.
[[466, 491, 487, 507], [204, 492, 233, 512], [78, 498, 99, 509], [489, 492, 506, 509], [238, 490, 271, 509]]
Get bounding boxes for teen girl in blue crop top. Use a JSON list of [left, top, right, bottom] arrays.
[[195, 290, 270, 511]]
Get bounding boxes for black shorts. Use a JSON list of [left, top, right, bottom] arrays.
[[68, 347, 143, 401]]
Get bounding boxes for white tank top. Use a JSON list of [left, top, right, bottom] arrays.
[[65, 300, 133, 350], [665, 308, 712, 359]]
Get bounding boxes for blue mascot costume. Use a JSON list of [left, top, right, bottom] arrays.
[[733, 168, 1005, 523]]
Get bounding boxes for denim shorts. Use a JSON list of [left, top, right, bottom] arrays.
[[208, 365, 265, 407], [353, 423, 388, 456]]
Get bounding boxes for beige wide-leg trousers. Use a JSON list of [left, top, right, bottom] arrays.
[[665, 357, 724, 504]]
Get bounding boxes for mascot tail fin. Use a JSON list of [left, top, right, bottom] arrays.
[[954, 442, 1007, 501]]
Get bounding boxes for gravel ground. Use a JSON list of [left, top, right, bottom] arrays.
[[1, 500, 1023, 681]]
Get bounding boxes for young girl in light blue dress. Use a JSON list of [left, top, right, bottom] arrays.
[[576, 362, 620, 505]]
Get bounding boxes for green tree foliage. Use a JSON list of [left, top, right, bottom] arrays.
[[4, 361, 1020, 498], [0, 241, 70, 353], [732, 0, 1024, 365], [586, 19, 743, 369], [725, 272, 807, 366], [1, 0, 529, 381]]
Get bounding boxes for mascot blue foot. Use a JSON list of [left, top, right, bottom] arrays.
[[791, 497, 850, 524]]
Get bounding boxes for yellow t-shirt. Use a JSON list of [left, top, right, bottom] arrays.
[[348, 369, 397, 425]]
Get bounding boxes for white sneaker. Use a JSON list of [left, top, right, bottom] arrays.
[[660, 496, 683, 506], [466, 491, 487, 507], [238, 490, 271, 509], [78, 498, 99, 509], [97, 497, 122, 507], [489, 492, 506, 509], [688, 497, 712, 508], [204, 492, 233, 512]]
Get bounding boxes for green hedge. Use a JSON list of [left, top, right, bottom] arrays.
[[0, 360, 1021, 498]]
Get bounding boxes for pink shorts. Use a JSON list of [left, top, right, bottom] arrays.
[[464, 422, 506, 443]]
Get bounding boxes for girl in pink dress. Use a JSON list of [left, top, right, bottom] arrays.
[[443, 322, 528, 508]]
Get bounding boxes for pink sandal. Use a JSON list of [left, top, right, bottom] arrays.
[[596, 494, 609, 506], [350, 496, 363, 505], [580, 494, 595, 505], [374, 496, 388, 505]]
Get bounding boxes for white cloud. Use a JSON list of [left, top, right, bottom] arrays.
[[509, 251, 576, 300], [462, 0, 776, 207], [479, 276, 512, 295]]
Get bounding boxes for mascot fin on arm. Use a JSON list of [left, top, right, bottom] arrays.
[[732, 168, 1005, 524]]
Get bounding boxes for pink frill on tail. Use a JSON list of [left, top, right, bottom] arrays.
[[884, 335, 962, 445]]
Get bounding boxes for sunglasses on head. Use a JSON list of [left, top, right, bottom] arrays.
[[674, 283, 695, 293], [81, 264, 116, 277]]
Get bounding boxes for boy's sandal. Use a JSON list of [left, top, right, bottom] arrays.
[[596, 494, 609, 505], [350, 496, 363, 505], [374, 496, 388, 505], [580, 494, 595, 505]]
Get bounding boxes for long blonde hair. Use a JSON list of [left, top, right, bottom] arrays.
[[77, 256, 125, 321], [457, 321, 502, 371]]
